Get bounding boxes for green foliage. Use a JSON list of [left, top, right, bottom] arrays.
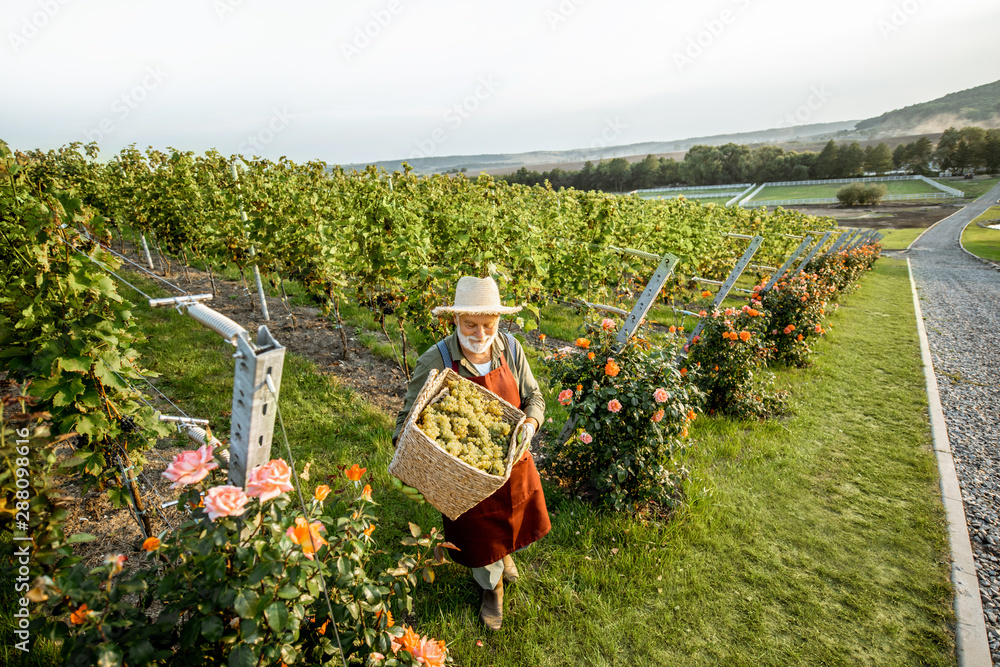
[[0, 146, 170, 497], [542, 319, 704, 512], [34, 449, 451, 666], [835, 182, 887, 206]]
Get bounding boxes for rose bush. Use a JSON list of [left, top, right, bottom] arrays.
[[752, 272, 833, 368], [684, 306, 788, 419], [543, 320, 704, 513], [31, 444, 452, 666]]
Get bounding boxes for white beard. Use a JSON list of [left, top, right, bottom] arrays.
[[458, 329, 496, 355]]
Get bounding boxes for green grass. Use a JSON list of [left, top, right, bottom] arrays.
[[937, 176, 1000, 199], [105, 259, 955, 666], [962, 213, 1000, 262], [879, 227, 927, 250], [755, 179, 946, 201], [972, 205, 1000, 225]]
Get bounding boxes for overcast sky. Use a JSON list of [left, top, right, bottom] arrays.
[[3, 0, 998, 165]]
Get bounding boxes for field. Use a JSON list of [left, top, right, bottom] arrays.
[[937, 176, 1000, 199], [753, 179, 947, 201], [638, 190, 743, 202]]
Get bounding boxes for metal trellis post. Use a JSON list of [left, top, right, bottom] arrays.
[[683, 234, 764, 346], [789, 231, 834, 278], [762, 235, 815, 292]]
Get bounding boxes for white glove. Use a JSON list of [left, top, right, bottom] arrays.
[[518, 422, 536, 449]]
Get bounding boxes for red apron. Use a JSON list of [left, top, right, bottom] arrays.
[[441, 353, 551, 568]]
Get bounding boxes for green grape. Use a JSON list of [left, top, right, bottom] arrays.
[[417, 378, 514, 476]]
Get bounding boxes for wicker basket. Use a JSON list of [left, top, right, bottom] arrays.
[[389, 368, 526, 520]]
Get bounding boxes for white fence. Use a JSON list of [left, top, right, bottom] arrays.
[[761, 175, 925, 187], [727, 183, 760, 207], [915, 174, 964, 197]]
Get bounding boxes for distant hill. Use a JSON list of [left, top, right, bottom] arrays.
[[336, 78, 1000, 176], [339, 121, 858, 176], [856, 79, 1000, 136]]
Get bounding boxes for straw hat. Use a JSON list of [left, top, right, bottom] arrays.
[[431, 276, 522, 317]]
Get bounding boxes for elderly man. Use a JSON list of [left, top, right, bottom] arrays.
[[392, 276, 550, 631]]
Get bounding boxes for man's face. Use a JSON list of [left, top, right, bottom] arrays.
[[456, 314, 499, 355], [457, 314, 499, 340]]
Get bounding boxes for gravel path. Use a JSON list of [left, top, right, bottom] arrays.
[[908, 182, 1000, 663]]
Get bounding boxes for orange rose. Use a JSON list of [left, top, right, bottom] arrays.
[[361, 484, 373, 502], [604, 359, 620, 377], [587, 351, 595, 360], [70, 603, 90, 625], [142, 536, 161, 551], [314, 484, 331, 501], [345, 464, 366, 482], [575, 338, 590, 349], [739, 331, 751, 342], [286, 517, 328, 560]]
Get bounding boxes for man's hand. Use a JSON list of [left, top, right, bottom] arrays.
[[517, 421, 536, 449], [391, 476, 425, 504]]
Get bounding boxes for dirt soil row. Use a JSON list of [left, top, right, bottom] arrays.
[[782, 201, 961, 229]]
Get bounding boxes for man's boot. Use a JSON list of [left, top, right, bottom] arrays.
[[502, 554, 519, 584], [479, 578, 503, 631]]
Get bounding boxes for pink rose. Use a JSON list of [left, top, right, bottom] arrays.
[[579, 432, 593, 444], [558, 389, 574, 406], [246, 459, 294, 502], [601, 318, 616, 331], [162, 444, 218, 488], [607, 399, 622, 413], [652, 409, 665, 423], [653, 387, 669, 403], [203, 485, 250, 521]]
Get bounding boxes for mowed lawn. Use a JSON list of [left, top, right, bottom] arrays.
[[754, 179, 948, 201], [937, 177, 1000, 200], [963, 208, 1000, 262]]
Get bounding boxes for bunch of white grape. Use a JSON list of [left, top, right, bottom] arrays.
[[420, 379, 512, 476]]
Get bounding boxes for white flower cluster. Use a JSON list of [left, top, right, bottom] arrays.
[[420, 379, 511, 476]]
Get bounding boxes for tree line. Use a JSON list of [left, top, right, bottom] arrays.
[[501, 126, 1000, 192]]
